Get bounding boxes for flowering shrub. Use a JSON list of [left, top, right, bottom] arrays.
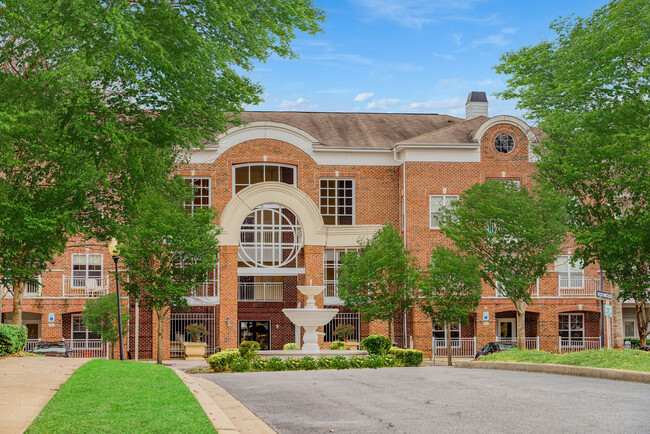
[[388, 347, 423, 367], [333, 324, 356, 341], [250, 357, 267, 371], [298, 356, 318, 370], [238, 340, 261, 360], [363, 354, 385, 369], [331, 355, 350, 370], [264, 357, 286, 371], [316, 355, 334, 369], [382, 353, 399, 367], [284, 357, 301, 370], [230, 357, 250, 373], [185, 323, 208, 342], [348, 355, 366, 369]]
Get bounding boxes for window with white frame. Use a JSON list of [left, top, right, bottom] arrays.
[[324, 248, 358, 299], [233, 163, 296, 194], [555, 255, 584, 288], [72, 254, 103, 288], [320, 179, 354, 225], [184, 178, 211, 213], [624, 321, 636, 338], [558, 313, 584, 344], [71, 314, 101, 348], [429, 195, 458, 229], [432, 323, 461, 347]]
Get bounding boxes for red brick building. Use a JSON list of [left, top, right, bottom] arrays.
[[1, 92, 616, 359]]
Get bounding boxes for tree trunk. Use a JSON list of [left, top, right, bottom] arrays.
[[110, 342, 114, 360], [12, 282, 26, 325], [611, 283, 624, 349], [445, 322, 452, 367], [389, 319, 395, 346], [635, 299, 649, 347], [515, 300, 526, 350], [156, 309, 164, 365]]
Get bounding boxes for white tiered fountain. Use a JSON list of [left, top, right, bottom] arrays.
[[282, 283, 338, 352]]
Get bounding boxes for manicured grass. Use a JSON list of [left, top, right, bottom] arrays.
[[26, 359, 215, 433], [481, 348, 650, 372]]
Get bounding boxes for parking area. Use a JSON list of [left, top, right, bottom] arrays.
[[201, 366, 649, 433]]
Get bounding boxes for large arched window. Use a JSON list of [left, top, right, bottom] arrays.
[[233, 163, 296, 194], [238, 204, 303, 268]]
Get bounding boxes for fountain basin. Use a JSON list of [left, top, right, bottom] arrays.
[[282, 308, 339, 327]]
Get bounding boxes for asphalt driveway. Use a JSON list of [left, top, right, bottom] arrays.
[[201, 367, 649, 433]]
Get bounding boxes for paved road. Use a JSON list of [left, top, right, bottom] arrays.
[[201, 367, 649, 434]]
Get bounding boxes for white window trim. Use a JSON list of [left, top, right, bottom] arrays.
[[71, 314, 100, 349], [71, 253, 104, 288], [429, 194, 458, 229], [232, 163, 296, 196], [558, 313, 585, 344], [555, 255, 584, 289], [433, 323, 461, 347], [184, 177, 211, 213], [323, 248, 358, 304], [496, 318, 516, 338], [319, 178, 356, 225]]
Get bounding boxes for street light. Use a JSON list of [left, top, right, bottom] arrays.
[[108, 238, 125, 361]]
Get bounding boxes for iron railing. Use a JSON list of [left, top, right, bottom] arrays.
[[324, 312, 361, 343]]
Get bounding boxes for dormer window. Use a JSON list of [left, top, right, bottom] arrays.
[[494, 133, 515, 154]]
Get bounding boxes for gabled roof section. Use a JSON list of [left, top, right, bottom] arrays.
[[239, 111, 463, 149], [399, 116, 489, 144]]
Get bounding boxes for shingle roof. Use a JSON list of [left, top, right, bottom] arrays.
[[399, 116, 489, 144], [239, 111, 465, 149]]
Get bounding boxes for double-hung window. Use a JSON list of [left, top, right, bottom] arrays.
[[320, 179, 354, 225], [429, 195, 458, 229], [184, 178, 211, 214], [324, 248, 357, 300], [558, 313, 584, 345], [555, 255, 584, 289], [433, 323, 461, 347], [71, 314, 101, 349], [72, 254, 103, 288]]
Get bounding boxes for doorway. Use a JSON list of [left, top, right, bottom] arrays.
[[239, 320, 270, 350], [497, 318, 516, 339]]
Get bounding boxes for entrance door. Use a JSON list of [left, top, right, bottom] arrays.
[[497, 319, 516, 339], [239, 320, 270, 350]]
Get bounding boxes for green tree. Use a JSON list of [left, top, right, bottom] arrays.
[[494, 0, 650, 345], [338, 223, 419, 344], [0, 0, 324, 325], [420, 247, 482, 366], [118, 186, 220, 364], [82, 293, 131, 359], [440, 182, 568, 349]]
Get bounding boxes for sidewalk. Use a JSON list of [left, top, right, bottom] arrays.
[[0, 356, 88, 434]]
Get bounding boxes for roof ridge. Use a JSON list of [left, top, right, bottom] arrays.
[[400, 116, 488, 144]]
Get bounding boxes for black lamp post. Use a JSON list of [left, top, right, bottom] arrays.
[[108, 238, 125, 361]]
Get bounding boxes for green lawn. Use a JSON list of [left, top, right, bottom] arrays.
[[481, 348, 650, 372], [26, 359, 216, 433]]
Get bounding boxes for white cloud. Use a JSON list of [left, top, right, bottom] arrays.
[[452, 32, 463, 45], [472, 27, 519, 47], [354, 92, 375, 102], [277, 98, 317, 111], [400, 97, 465, 113], [366, 98, 400, 110], [438, 78, 461, 84], [350, 0, 489, 30]]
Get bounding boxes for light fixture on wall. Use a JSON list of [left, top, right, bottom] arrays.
[[226, 317, 231, 327]]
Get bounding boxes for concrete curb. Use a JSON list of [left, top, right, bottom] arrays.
[[455, 360, 650, 384], [174, 369, 239, 433]]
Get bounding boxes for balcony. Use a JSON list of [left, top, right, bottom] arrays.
[[558, 276, 600, 297], [62, 276, 109, 297], [1, 280, 42, 298], [238, 282, 283, 301]]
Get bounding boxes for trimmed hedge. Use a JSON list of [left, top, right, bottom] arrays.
[[360, 334, 391, 355], [283, 342, 300, 351], [238, 341, 261, 359], [0, 324, 28, 356], [207, 349, 238, 372], [330, 341, 347, 350], [389, 347, 423, 367]]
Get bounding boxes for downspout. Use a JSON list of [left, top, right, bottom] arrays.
[[394, 146, 408, 348]]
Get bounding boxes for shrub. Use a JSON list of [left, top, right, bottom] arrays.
[[625, 339, 641, 349], [283, 342, 300, 351], [238, 341, 261, 360], [0, 324, 27, 356], [382, 353, 399, 367], [333, 324, 356, 341], [298, 356, 318, 370], [360, 334, 391, 355], [284, 357, 301, 370], [363, 354, 385, 369], [207, 349, 238, 372], [348, 355, 366, 369], [389, 347, 423, 367], [250, 357, 268, 372], [316, 355, 334, 369], [330, 341, 347, 350], [331, 355, 350, 370], [264, 357, 286, 371], [185, 323, 208, 343], [230, 357, 250, 373]]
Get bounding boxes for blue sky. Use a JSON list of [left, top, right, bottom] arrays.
[[246, 0, 609, 120]]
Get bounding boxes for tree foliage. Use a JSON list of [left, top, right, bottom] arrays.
[[82, 293, 130, 359], [494, 0, 650, 344], [420, 247, 482, 365], [337, 223, 419, 344], [440, 182, 568, 348], [0, 0, 324, 324], [118, 185, 220, 363]]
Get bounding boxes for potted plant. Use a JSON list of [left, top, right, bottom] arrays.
[[333, 324, 358, 350], [183, 323, 208, 360]]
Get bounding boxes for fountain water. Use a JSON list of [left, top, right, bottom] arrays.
[[282, 285, 338, 352]]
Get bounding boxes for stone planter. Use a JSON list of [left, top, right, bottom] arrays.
[[345, 341, 359, 351], [183, 342, 207, 361]]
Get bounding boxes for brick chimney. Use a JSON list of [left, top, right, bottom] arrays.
[[466, 91, 488, 119]]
